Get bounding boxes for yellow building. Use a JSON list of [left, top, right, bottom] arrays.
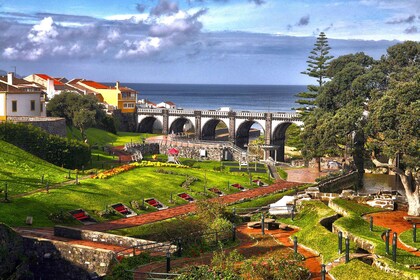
[[77, 80, 138, 113]]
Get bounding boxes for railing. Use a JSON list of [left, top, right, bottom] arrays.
[[137, 108, 163, 114]]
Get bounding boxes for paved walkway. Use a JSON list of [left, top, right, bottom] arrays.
[[134, 225, 328, 280], [285, 167, 325, 184], [82, 180, 300, 232], [365, 210, 420, 256]]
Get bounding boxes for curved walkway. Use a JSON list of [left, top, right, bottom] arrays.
[[134, 225, 328, 280], [82, 180, 300, 232], [366, 210, 420, 256]]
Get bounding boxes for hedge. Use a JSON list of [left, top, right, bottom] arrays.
[[0, 122, 90, 169]]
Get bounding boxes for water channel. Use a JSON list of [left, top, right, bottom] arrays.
[[360, 173, 405, 198]]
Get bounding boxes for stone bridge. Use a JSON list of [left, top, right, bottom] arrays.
[[137, 108, 302, 161]]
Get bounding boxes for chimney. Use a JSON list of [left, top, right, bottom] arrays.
[[7, 72, 13, 85], [116, 81, 120, 89]]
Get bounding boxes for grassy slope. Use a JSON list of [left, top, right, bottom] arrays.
[[332, 198, 420, 278], [278, 200, 342, 263], [330, 260, 402, 280], [400, 229, 419, 250], [0, 163, 263, 227], [0, 140, 69, 196], [67, 127, 156, 147]]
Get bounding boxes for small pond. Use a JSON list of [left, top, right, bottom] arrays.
[[359, 173, 406, 198]]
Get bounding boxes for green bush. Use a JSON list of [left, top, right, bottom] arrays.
[[0, 122, 90, 169]]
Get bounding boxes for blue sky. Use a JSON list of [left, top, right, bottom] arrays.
[[0, 0, 418, 84]]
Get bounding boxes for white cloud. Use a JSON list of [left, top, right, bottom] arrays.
[[27, 17, 58, 44]]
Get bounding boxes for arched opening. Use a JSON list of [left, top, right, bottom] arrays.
[[202, 119, 229, 141], [272, 122, 293, 162], [169, 118, 195, 137], [235, 121, 264, 149], [138, 117, 163, 134]]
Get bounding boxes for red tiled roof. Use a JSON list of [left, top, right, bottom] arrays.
[[35, 74, 63, 86], [164, 101, 175, 105], [80, 80, 110, 89]]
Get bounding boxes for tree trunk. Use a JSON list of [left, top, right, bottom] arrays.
[[316, 157, 321, 172], [398, 172, 420, 216]]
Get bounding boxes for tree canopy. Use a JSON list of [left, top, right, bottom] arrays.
[[300, 41, 420, 214], [47, 92, 116, 140], [295, 32, 334, 112]]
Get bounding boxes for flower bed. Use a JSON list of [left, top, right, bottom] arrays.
[[92, 161, 189, 179]]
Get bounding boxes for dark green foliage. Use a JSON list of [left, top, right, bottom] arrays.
[[0, 122, 90, 169], [0, 224, 26, 279], [47, 91, 116, 139], [105, 252, 162, 280], [295, 32, 334, 112]]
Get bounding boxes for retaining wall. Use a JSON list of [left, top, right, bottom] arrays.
[[7, 117, 66, 137], [317, 172, 358, 193], [54, 226, 176, 252]]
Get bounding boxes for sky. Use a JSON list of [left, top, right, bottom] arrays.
[[0, 0, 418, 85]]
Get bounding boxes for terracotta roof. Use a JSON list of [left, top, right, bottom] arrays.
[[0, 76, 32, 85], [0, 82, 41, 93], [35, 74, 63, 86], [164, 101, 175, 105], [80, 80, 110, 89], [118, 86, 137, 92]]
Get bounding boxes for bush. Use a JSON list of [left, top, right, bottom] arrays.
[[0, 122, 90, 169]]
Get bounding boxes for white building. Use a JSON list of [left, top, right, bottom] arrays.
[[0, 73, 46, 120], [24, 73, 80, 100], [156, 101, 176, 109]]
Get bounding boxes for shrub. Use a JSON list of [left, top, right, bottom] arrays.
[[0, 122, 90, 169]]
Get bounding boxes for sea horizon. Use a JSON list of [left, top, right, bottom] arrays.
[[106, 83, 305, 113]]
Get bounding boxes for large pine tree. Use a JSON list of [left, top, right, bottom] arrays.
[[295, 32, 333, 113]]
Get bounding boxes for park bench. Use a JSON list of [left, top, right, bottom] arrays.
[[178, 193, 194, 202], [73, 212, 89, 221], [231, 183, 246, 191], [404, 216, 420, 223], [145, 198, 167, 210], [208, 188, 224, 196]]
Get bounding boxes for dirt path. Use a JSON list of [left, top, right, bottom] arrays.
[[365, 210, 420, 256], [133, 225, 328, 280], [82, 180, 300, 232]]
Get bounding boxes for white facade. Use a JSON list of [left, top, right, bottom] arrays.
[[0, 92, 46, 118]]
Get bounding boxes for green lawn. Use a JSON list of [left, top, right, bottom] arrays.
[[400, 229, 419, 250], [278, 200, 344, 263], [67, 126, 157, 147], [331, 198, 420, 278], [0, 140, 69, 196], [0, 163, 265, 227], [330, 259, 406, 280]]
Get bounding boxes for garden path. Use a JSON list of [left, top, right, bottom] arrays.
[[133, 225, 328, 280], [365, 210, 420, 256], [81, 180, 300, 232]]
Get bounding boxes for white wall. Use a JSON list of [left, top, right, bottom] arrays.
[[6, 93, 44, 117], [0, 93, 5, 117]]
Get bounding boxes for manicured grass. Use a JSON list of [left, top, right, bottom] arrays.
[[278, 200, 344, 263], [67, 126, 157, 147], [330, 259, 406, 280], [0, 163, 263, 227], [0, 140, 69, 196], [332, 198, 420, 278], [400, 229, 419, 250]]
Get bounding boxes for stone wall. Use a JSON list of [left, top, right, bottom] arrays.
[[54, 226, 175, 252], [317, 172, 358, 193], [126, 143, 160, 156], [159, 142, 225, 161], [114, 110, 137, 132], [23, 236, 116, 278], [7, 117, 66, 137]]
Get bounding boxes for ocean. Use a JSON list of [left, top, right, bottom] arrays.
[[125, 83, 306, 112]]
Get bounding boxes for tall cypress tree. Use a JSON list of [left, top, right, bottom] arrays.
[[295, 32, 333, 113]]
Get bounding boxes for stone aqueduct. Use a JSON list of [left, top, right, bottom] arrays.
[[137, 108, 302, 162]]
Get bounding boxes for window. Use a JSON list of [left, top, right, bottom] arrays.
[[12, 100, 17, 112], [30, 100, 35, 111], [40, 102, 43, 112], [123, 103, 135, 108]]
